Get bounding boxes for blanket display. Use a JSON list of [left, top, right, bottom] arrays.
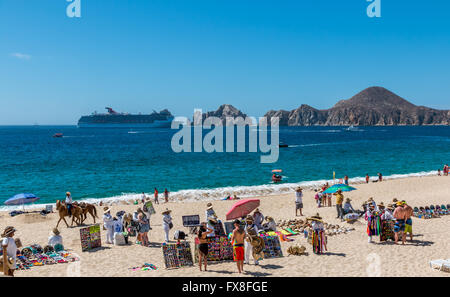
[[129, 263, 158, 271], [194, 236, 233, 263], [162, 242, 194, 269], [260, 235, 283, 259], [16, 250, 79, 270], [80, 224, 102, 252], [380, 220, 395, 241]]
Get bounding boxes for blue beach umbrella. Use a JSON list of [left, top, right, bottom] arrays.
[[322, 184, 356, 194], [5, 193, 40, 211]]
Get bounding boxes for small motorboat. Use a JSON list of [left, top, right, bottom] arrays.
[[345, 125, 360, 132], [53, 133, 63, 138], [272, 169, 283, 183], [279, 143, 288, 148]]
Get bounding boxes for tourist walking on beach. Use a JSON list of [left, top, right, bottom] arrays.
[[403, 201, 414, 241], [141, 192, 147, 203], [2, 226, 18, 276], [231, 219, 246, 273], [393, 201, 407, 245], [444, 164, 449, 176], [334, 189, 344, 220], [365, 174, 370, 183], [344, 175, 349, 185], [154, 188, 159, 204], [197, 223, 213, 271], [162, 209, 173, 242], [164, 188, 169, 203], [378, 173, 383, 182], [65, 192, 73, 217], [103, 207, 114, 244], [295, 187, 304, 216]]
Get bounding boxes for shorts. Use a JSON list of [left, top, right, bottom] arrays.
[[296, 202, 303, 209], [405, 218, 412, 233], [394, 219, 405, 232], [233, 245, 244, 261]]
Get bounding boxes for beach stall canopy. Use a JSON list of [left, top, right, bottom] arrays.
[[5, 193, 40, 206], [323, 184, 356, 194], [226, 198, 260, 220]]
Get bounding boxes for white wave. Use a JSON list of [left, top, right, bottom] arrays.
[[0, 170, 440, 211]]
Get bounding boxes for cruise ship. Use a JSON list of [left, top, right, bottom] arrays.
[[78, 107, 174, 128]]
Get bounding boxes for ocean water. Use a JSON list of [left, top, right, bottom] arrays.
[[1, 125, 449, 209]]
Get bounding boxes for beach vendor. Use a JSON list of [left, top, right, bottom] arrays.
[[230, 219, 246, 274], [164, 188, 169, 203], [205, 203, 219, 237], [2, 226, 18, 276], [197, 223, 214, 272], [65, 191, 73, 217], [365, 203, 381, 243], [343, 198, 355, 214], [307, 213, 327, 254], [253, 208, 264, 230], [263, 216, 277, 232], [154, 188, 159, 205], [103, 207, 115, 244], [403, 201, 414, 241], [142, 202, 153, 230], [393, 201, 407, 245], [295, 187, 304, 216], [162, 208, 173, 243], [48, 228, 63, 248], [243, 215, 259, 265], [380, 204, 395, 242], [333, 189, 344, 220]]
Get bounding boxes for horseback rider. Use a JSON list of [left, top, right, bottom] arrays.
[[65, 192, 73, 217]]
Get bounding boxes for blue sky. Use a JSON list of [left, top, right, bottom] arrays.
[[1, 0, 449, 125]]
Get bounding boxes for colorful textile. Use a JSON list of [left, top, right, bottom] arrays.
[[311, 230, 327, 254], [380, 220, 395, 241]]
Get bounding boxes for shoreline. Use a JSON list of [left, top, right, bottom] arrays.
[[0, 169, 440, 212]]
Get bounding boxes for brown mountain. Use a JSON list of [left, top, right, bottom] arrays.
[[265, 87, 450, 126], [193, 104, 248, 126]]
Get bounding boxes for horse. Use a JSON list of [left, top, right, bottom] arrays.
[[55, 200, 83, 228], [76, 202, 98, 224]]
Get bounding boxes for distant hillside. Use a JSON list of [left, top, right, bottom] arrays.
[[265, 87, 450, 126]]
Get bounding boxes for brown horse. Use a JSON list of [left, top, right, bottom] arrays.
[[55, 200, 83, 228], [76, 202, 98, 224]]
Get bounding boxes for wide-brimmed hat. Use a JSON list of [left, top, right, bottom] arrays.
[[103, 207, 111, 214], [254, 208, 261, 213], [396, 201, 403, 206], [345, 198, 351, 202], [296, 187, 303, 192], [265, 216, 273, 221], [245, 215, 254, 222], [206, 202, 213, 210], [307, 213, 322, 221], [162, 208, 172, 215], [377, 202, 384, 207], [368, 197, 374, 202], [52, 228, 60, 236], [392, 198, 398, 202], [66, 192, 71, 196], [401, 200, 406, 205], [2, 226, 16, 237], [387, 204, 395, 209]]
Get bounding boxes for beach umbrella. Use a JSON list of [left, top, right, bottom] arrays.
[[226, 199, 260, 220], [322, 184, 356, 194], [4, 193, 40, 211]]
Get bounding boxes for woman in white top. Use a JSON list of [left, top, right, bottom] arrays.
[[48, 228, 63, 247], [2, 226, 18, 276], [162, 209, 173, 242]]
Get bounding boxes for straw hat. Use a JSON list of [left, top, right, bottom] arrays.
[[378, 202, 385, 208], [52, 228, 60, 236], [296, 187, 303, 192], [162, 208, 172, 215], [265, 216, 273, 221], [392, 198, 398, 202], [307, 213, 322, 221], [1, 226, 16, 237], [206, 202, 213, 210], [66, 192, 71, 196], [345, 198, 352, 202], [254, 208, 261, 214], [245, 215, 254, 222], [368, 197, 374, 202], [103, 206, 111, 214]]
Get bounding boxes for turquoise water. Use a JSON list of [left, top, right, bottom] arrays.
[[0, 126, 449, 208]]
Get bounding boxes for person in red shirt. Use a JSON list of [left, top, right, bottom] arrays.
[[154, 188, 159, 205], [365, 174, 370, 183]]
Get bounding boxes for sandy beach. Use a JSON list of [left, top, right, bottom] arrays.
[[2, 174, 450, 277]]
